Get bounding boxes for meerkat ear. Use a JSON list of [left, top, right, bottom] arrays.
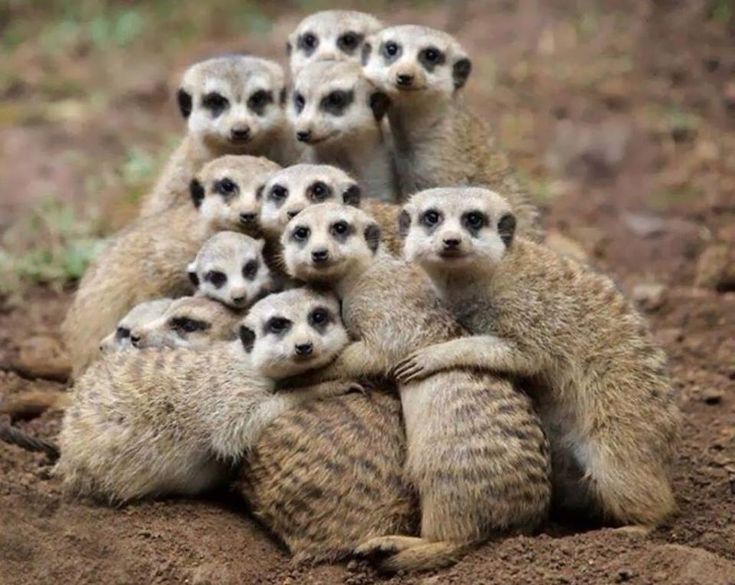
[[177, 88, 193, 118], [239, 325, 256, 353], [187, 262, 200, 286], [342, 184, 362, 207], [369, 91, 391, 122], [398, 210, 411, 238], [190, 178, 205, 208], [497, 213, 517, 247], [361, 41, 372, 65], [364, 222, 381, 253], [452, 57, 472, 90], [256, 184, 265, 200]]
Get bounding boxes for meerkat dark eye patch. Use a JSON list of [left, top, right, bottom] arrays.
[[298, 32, 319, 55], [419, 46, 446, 71], [248, 89, 274, 115], [381, 41, 402, 63], [243, 259, 259, 280], [369, 91, 391, 122], [330, 220, 353, 241], [337, 31, 363, 54], [420, 209, 443, 231], [308, 306, 332, 330], [398, 210, 411, 238], [269, 184, 289, 206], [214, 177, 239, 199], [453, 57, 473, 90], [115, 326, 131, 340], [293, 92, 306, 114], [308, 181, 332, 202], [170, 317, 209, 334], [239, 325, 256, 352], [342, 184, 361, 206], [265, 316, 292, 335], [361, 41, 372, 65], [177, 88, 193, 118], [497, 213, 517, 247], [320, 90, 354, 116], [291, 225, 310, 243], [205, 270, 227, 289], [190, 178, 205, 208], [187, 270, 200, 287], [462, 210, 488, 234], [364, 223, 381, 253], [202, 92, 229, 117]]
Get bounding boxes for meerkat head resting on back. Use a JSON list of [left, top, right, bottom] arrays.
[[190, 154, 281, 234], [287, 10, 384, 75], [259, 164, 362, 239], [178, 55, 288, 154], [240, 288, 349, 379], [401, 187, 516, 280], [187, 231, 274, 309], [281, 202, 382, 286], [129, 295, 241, 350], [362, 25, 472, 104], [99, 298, 174, 354]]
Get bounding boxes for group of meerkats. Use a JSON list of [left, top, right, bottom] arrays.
[[3, 9, 682, 573]]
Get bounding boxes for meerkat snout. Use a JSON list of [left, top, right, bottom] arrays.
[[98, 298, 175, 354]]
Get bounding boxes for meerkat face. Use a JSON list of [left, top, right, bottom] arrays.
[[240, 288, 348, 379], [259, 164, 362, 237], [191, 155, 281, 234], [362, 25, 472, 100], [282, 203, 381, 284], [290, 61, 391, 147], [287, 10, 383, 75], [187, 231, 273, 309], [402, 187, 516, 272], [99, 298, 174, 353], [178, 56, 287, 152], [130, 296, 239, 350]]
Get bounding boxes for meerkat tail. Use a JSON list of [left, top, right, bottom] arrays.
[[0, 423, 60, 461], [376, 539, 475, 573]]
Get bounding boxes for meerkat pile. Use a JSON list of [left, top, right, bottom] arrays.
[[1, 7, 681, 575]]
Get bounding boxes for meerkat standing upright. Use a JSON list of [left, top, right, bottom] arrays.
[[290, 60, 398, 202], [63, 155, 279, 377], [281, 203, 551, 572], [362, 25, 543, 240], [287, 10, 383, 75], [139, 56, 299, 217], [397, 187, 681, 529]]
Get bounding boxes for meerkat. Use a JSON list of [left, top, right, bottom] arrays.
[[290, 60, 398, 202], [187, 231, 274, 310], [62, 155, 280, 378], [98, 298, 174, 353], [281, 203, 551, 572], [56, 288, 351, 504], [259, 163, 403, 257], [287, 10, 384, 75], [139, 56, 299, 218], [396, 187, 681, 529], [362, 25, 543, 240]]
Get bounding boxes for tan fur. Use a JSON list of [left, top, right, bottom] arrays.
[[98, 298, 174, 353], [62, 155, 279, 378], [400, 187, 681, 528], [363, 25, 542, 240], [140, 56, 298, 217], [281, 203, 551, 572], [56, 289, 349, 504]]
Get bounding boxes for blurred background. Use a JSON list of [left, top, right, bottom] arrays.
[[1, 0, 734, 296]]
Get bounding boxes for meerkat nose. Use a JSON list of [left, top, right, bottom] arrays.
[[311, 249, 329, 263], [443, 238, 461, 249], [232, 294, 247, 305], [239, 212, 257, 225], [396, 73, 414, 87], [294, 343, 313, 356], [296, 130, 312, 143], [230, 127, 251, 141], [287, 209, 303, 219], [130, 334, 142, 347]]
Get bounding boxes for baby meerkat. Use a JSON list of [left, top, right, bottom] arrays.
[[63, 155, 279, 378], [287, 10, 383, 75], [291, 60, 398, 202], [397, 187, 681, 529], [99, 298, 174, 354], [281, 203, 551, 572], [187, 231, 274, 310], [362, 25, 542, 240], [259, 163, 402, 256], [139, 56, 298, 217], [56, 288, 350, 504]]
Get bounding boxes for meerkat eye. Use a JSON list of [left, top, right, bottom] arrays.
[[248, 89, 272, 112], [266, 317, 292, 335], [421, 209, 442, 227], [170, 317, 208, 334], [309, 181, 332, 201], [293, 92, 306, 113], [463, 211, 487, 231], [321, 90, 353, 115], [309, 307, 331, 327], [338, 32, 359, 52], [299, 32, 318, 52], [115, 326, 130, 340], [270, 184, 289, 201], [202, 92, 229, 115], [383, 41, 400, 58], [243, 259, 259, 280], [214, 178, 239, 198], [292, 226, 310, 241], [205, 270, 227, 289], [331, 221, 350, 236], [420, 47, 445, 67]]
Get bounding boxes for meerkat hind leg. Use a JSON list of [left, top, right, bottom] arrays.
[[355, 535, 426, 557]]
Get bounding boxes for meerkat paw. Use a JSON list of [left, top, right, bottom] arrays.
[[354, 535, 426, 557], [394, 347, 446, 383], [613, 525, 653, 538]]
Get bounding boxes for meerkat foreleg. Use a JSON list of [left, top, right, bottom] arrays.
[[292, 341, 391, 385], [394, 335, 542, 383]]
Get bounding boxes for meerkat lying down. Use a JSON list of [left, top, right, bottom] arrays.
[[397, 187, 681, 529], [98, 298, 174, 354], [56, 288, 351, 504], [139, 55, 298, 217], [281, 203, 551, 572]]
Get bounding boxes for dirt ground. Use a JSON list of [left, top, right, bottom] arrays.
[[1, 1, 734, 584]]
